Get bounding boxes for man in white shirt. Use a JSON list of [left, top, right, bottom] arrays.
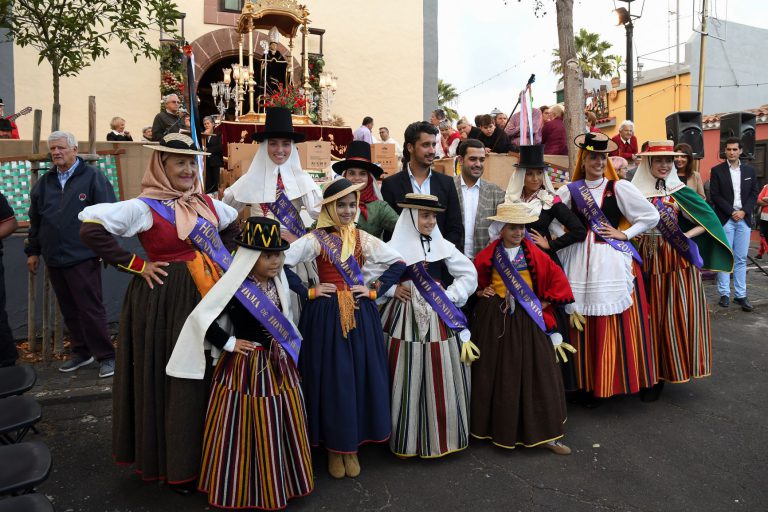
[[453, 139, 505, 258], [353, 116, 374, 144], [710, 137, 760, 311], [378, 126, 403, 162]]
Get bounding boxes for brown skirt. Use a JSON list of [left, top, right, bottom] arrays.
[[470, 295, 566, 449], [112, 263, 212, 483]]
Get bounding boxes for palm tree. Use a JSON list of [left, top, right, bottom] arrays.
[[437, 79, 459, 121], [551, 28, 620, 79]]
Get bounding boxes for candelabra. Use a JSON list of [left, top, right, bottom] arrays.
[[211, 68, 237, 119]]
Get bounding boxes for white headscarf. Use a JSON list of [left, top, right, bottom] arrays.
[[631, 156, 686, 198], [166, 248, 299, 379], [227, 140, 321, 204], [504, 166, 557, 216], [388, 207, 453, 266]]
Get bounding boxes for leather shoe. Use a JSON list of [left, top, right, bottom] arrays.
[[718, 295, 729, 308], [734, 296, 754, 312]]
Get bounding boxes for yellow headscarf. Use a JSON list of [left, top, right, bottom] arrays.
[[316, 189, 360, 260], [571, 148, 621, 182]]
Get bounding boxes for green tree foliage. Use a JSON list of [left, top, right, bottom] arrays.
[[437, 79, 459, 121], [551, 28, 620, 79], [0, 0, 181, 127]]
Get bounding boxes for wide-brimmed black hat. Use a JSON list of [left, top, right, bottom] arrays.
[[397, 193, 445, 212], [143, 133, 209, 155], [252, 107, 306, 143], [331, 140, 384, 179], [235, 216, 290, 251], [514, 144, 547, 169], [573, 132, 618, 153]]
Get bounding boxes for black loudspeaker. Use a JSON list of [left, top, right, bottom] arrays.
[[719, 112, 756, 160], [665, 111, 704, 159]]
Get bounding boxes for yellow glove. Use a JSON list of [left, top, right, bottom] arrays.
[[569, 311, 586, 332], [461, 340, 480, 365], [554, 342, 577, 363], [458, 329, 479, 365]]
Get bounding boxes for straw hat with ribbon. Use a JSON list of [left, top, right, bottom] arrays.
[[631, 140, 687, 198]]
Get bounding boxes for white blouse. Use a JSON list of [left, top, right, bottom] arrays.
[[382, 243, 478, 308], [552, 179, 659, 316], [284, 229, 404, 287], [78, 197, 238, 237]]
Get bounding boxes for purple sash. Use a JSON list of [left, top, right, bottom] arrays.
[[406, 262, 468, 330], [139, 198, 302, 364], [567, 180, 642, 264], [313, 229, 365, 286], [492, 245, 547, 333], [265, 187, 306, 240], [651, 197, 704, 268]]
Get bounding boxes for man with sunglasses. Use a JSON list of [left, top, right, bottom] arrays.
[[150, 93, 184, 141]]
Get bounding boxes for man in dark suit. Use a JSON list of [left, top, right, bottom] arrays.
[[453, 139, 505, 258], [709, 136, 760, 311], [381, 121, 463, 249]]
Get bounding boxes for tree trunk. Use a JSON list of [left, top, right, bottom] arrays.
[[556, 0, 584, 176], [51, 66, 61, 132]]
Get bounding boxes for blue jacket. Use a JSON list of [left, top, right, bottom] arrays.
[[25, 158, 117, 267]]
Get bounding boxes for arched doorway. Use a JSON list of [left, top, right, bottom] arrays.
[[190, 27, 301, 120]]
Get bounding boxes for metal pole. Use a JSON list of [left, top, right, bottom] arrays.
[[696, 0, 709, 112], [676, 0, 681, 65], [625, 20, 634, 121]]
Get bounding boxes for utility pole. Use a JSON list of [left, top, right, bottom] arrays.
[[696, 0, 709, 112]]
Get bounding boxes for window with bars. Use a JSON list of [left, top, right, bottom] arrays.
[[220, 0, 242, 13]]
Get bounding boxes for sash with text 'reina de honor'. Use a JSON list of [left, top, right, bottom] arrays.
[[492, 245, 547, 333], [140, 198, 301, 364], [567, 180, 643, 264]]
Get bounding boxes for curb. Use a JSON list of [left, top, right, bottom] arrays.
[[33, 384, 113, 406]]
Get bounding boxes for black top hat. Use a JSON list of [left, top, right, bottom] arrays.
[[252, 107, 307, 143], [514, 144, 547, 169], [396, 193, 445, 212], [332, 140, 384, 179], [235, 216, 290, 251], [573, 132, 618, 153], [0, 118, 12, 132]]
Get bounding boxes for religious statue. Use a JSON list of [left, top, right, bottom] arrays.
[[259, 27, 288, 95]]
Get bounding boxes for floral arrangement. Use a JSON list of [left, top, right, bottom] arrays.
[[264, 82, 308, 114], [159, 43, 185, 104], [307, 55, 325, 122]]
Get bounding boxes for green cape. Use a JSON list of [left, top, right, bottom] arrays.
[[673, 185, 733, 272]]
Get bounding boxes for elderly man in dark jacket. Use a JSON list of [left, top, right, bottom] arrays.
[[26, 131, 117, 376]]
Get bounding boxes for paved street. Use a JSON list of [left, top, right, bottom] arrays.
[[22, 269, 768, 512]]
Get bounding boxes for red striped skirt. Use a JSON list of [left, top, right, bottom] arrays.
[[639, 234, 712, 382], [198, 345, 313, 510], [571, 261, 657, 398]]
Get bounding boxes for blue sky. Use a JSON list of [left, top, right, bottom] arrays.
[[438, 0, 767, 119]]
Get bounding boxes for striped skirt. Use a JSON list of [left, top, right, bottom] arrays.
[[381, 297, 470, 458], [638, 234, 712, 382], [198, 345, 313, 510], [571, 261, 657, 398]]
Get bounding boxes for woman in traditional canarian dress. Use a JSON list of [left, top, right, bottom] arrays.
[[331, 140, 399, 238], [283, 178, 406, 479], [78, 133, 239, 491], [471, 201, 575, 454], [630, 141, 732, 400], [504, 143, 587, 391], [552, 132, 660, 403], [167, 216, 314, 510], [379, 193, 478, 458]]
